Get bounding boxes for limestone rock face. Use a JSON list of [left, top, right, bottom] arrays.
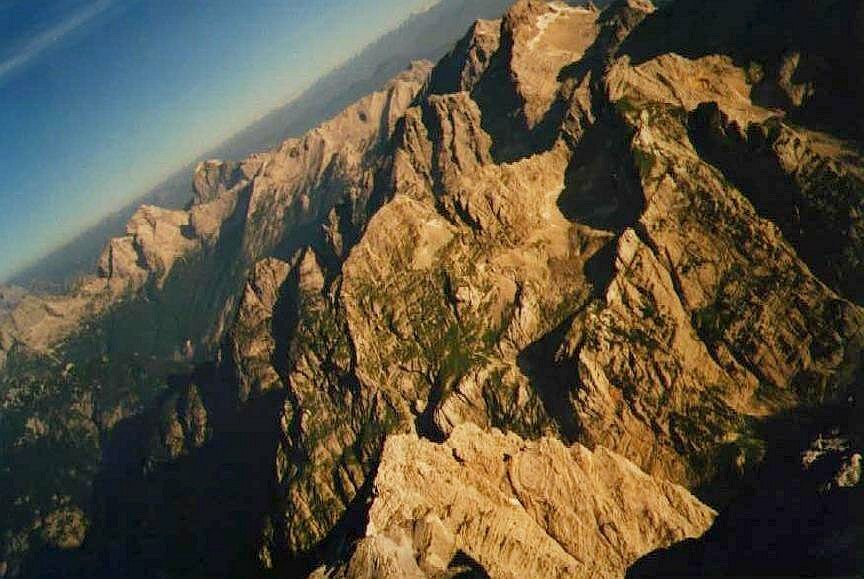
[[686, 100, 864, 305], [0, 60, 433, 578], [147, 383, 211, 465], [101, 205, 200, 289], [192, 160, 244, 205], [228, 257, 293, 403], [321, 423, 715, 579], [428, 18, 502, 94], [0, 280, 110, 364], [235, 61, 431, 261], [503, 0, 599, 127]]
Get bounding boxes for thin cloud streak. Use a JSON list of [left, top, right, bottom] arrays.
[[0, 0, 113, 82]]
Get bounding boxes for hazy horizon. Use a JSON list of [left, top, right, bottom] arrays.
[[0, 0, 440, 282]]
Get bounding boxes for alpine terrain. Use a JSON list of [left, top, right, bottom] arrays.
[[2, 0, 863, 577]]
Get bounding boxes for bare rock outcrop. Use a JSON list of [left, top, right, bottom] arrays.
[[98, 205, 200, 289], [228, 257, 293, 403], [428, 18, 502, 95], [319, 423, 715, 579]]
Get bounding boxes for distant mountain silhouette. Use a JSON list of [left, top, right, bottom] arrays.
[[7, 0, 516, 290]]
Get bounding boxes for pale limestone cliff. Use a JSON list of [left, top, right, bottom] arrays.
[[316, 423, 715, 578]]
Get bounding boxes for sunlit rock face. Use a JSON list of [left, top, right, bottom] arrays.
[[314, 423, 715, 579]]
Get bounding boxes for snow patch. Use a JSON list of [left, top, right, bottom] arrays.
[[527, 2, 592, 51]]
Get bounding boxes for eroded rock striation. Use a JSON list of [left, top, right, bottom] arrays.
[[316, 423, 715, 578]]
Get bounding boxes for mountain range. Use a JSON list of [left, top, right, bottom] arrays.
[[5, 0, 520, 291], [2, 0, 863, 577]]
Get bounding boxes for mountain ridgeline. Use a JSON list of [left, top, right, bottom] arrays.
[[5, 0, 521, 291], [2, 0, 864, 577]]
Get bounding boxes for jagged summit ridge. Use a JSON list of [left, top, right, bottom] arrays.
[[0, 61, 432, 370]]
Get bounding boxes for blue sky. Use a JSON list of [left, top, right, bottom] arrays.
[[0, 0, 436, 281]]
